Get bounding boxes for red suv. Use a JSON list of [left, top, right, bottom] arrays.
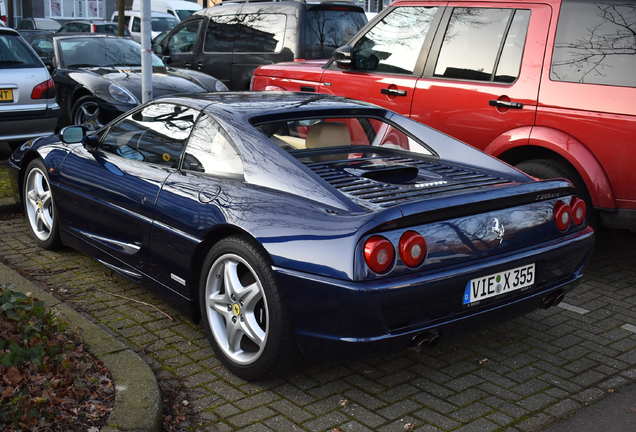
[[252, 0, 635, 230]]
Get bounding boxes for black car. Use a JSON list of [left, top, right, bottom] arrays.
[[154, 0, 367, 90], [30, 34, 227, 130], [57, 20, 131, 36]]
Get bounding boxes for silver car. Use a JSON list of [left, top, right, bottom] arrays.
[[0, 26, 60, 149]]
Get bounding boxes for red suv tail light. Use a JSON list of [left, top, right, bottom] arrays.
[[31, 79, 56, 100], [364, 235, 395, 274], [570, 197, 586, 225], [554, 201, 572, 231], [399, 231, 427, 267]]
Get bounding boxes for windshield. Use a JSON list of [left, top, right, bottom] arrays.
[[0, 34, 42, 69], [176, 10, 195, 21], [256, 116, 432, 160], [152, 16, 178, 32], [58, 37, 164, 68], [303, 8, 367, 59]]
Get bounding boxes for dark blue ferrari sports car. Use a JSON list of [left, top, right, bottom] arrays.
[[8, 93, 594, 379]]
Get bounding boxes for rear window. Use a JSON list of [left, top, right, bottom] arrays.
[[0, 34, 42, 69], [551, 0, 636, 87], [94, 24, 118, 34], [303, 8, 367, 59], [256, 116, 432, 159]]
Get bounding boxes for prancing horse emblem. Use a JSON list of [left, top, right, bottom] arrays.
[[489, 217, 505, 246]]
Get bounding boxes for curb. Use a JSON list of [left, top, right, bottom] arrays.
[[0, 262, 162, 432]]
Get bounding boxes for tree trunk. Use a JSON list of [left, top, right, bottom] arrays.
[[7, 0, 14, 28], [117, 0, 126, 36]]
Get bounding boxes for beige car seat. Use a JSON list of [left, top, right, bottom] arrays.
[[305, 122, 351, 161]]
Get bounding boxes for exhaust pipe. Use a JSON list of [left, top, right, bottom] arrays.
[[410, 329, 440, 348], [541, 290, 565, 309]]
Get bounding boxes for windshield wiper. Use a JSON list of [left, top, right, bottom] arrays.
[[66, 63, 99, 68], [0, 60, 25, 65], [111, 63, 141, 67]]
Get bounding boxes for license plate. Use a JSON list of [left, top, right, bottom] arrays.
[[0, 89, 13, 102], [463, 263, 535, 305]]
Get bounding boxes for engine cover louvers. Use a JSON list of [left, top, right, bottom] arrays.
[[304, 155, 510, 209]]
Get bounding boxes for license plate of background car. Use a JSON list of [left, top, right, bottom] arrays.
[[0, 89, 13, 102], [463, 263, 535, 305]]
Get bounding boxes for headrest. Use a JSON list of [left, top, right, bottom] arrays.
[[305, 122, 351, 150]]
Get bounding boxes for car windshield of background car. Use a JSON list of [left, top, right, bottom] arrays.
[[59, 37, 164, 68]]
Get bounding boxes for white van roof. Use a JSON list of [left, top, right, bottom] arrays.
[[131, 0, 201, 12]]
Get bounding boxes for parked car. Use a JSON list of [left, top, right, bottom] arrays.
[[17, 18, 61, 31], [17, 18, 61, 44], [0, 27, 60, 149], [57, 20, 129, 36], [154, 0, 368, 90], [252, 0, 636, 231], [111, 10, 178, 42], [9, 92, 594, 379], [132, 0, 202, 21], [30, 34, 227, 130]]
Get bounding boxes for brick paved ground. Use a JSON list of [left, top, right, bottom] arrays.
[[0, 212, 634, 432]]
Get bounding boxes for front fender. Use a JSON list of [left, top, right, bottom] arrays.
[[484, 126, 614, 209]]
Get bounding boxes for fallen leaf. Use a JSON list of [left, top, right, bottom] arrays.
[[338, 399, 349, 408], [6, 367, 23, 385], [478, 358, 489, 365], [404, 423, 416, 431]]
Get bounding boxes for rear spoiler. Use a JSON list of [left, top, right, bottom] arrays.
[[369, 179, 575, 233]]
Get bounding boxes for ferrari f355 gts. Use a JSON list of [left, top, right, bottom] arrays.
[[8, 93, 594, 379]]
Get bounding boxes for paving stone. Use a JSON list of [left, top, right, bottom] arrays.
[[228, 407, 276, 428], [302, 411, 348, 432], [1, 215, 634, 432]]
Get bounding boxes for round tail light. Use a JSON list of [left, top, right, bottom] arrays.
[[364, 235, 395, 274], [399, 231, 427, 267], [570, 197, 586, 225], [554, 201, 572, 231]]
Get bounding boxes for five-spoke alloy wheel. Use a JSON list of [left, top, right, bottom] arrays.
[[72, 96, 104, 131], [199, 236, 293, 380], [205, 253, 269, 365], [23, 159, 61, 249]]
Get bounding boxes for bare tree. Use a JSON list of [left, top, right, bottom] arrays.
[[552, 3, 635, 83]]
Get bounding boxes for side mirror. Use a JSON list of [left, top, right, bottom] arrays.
[[61, 126, 99, 151], [333, 45, 352, 69], [61, 125, 85, 144]]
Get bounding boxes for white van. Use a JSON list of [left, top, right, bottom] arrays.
[[111, 10, 178, 42], [131, 0, 201, 21]]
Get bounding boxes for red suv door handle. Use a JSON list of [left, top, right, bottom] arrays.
[[381, 88, 407, 97], [489, 99, 523, 109]]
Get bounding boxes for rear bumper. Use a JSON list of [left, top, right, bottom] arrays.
[[0, 106, 61, 143], [274, 227, 594, 353]]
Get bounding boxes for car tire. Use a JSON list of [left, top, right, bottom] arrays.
[[71, 95, 105, 131], [515, 158, 595, 224], [198, 236, 295, 380], [23, 159, 62, 250]]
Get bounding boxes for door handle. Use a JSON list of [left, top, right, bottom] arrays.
[[489, 99, 523, 109], [184, 63, 193, 68], [195, 62, 203, 69], [381, 88, 407, 97]]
